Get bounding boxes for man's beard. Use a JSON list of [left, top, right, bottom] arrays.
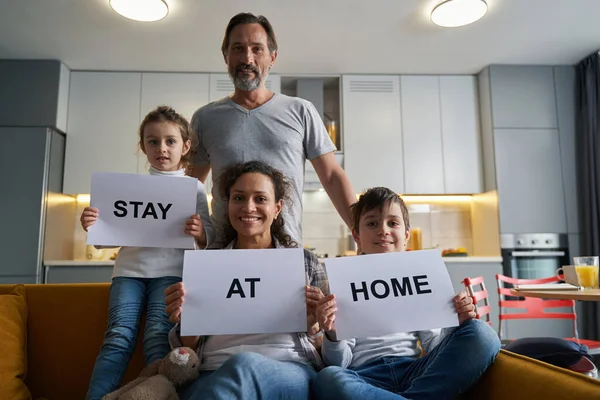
[[229, 63, 268, 91]]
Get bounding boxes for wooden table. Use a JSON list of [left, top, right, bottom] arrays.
[[510, 288, 600, 301]]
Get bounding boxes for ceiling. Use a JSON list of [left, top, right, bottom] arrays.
[[1, 0, 599, 74]]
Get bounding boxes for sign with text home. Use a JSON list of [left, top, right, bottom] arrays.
[[180, 248, 307, 336], [87, 172, 197, 249], [324, 250, 458, 340]]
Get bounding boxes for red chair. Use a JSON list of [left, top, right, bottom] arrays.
[[461, 276, 492, 327], [496, 273, 600, 355], [463, 275, 598, 377]]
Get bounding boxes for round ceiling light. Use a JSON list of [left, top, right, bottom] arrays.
[[431, 0, 488, 28], [109, 0, 169, 22]]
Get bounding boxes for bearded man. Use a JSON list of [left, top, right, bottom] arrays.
[[191, 12, 356, 246]]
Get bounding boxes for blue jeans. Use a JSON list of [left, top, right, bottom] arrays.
[[86, 276, 181, 400], [315, 319, 501, 400], [181, 352, 318, 400]]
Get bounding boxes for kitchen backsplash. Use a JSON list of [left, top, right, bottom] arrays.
[[72, 197, 118, 261], [301, 192, 475, 258], [66, 192, 490, 261]]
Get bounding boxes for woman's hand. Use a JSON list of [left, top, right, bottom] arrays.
[[185, 214, 206, 246], [165, 282, 186, 324], [316, 294, 337, 333], [164, 282, 200, 349], [306, 286, 324, 334], [453, 291, 476, 325], [80, 207, 99, 231]]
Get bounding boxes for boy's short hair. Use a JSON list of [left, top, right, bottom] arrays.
[[350, 187, 410, 233]]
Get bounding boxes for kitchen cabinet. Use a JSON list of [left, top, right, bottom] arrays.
[[489, 66, 558, 129], [0, 60, 70, 132], [400, 75, 482, 194], [137, 72, 210, 174], [494, 128, 567, 234], [401, 76, 444, 194], [342, 75, 404, 193], [341, 74, 481, 195], [44, 263, 113, 283], [209, 73, 281, 102], [64, 72, 142, 194], [0, 128, 65, 283], [439, 76, 483, 193], [554, 66, 579, 233]]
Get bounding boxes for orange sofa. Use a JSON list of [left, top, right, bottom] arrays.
[[1, 283, 600, 400]]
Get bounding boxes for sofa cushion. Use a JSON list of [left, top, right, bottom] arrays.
[[0, 285, 31, 400], [503, 337, 589, 368]]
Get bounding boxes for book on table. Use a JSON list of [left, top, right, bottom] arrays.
[[513, 283, 582, 291]]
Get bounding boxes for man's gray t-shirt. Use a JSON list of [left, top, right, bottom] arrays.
[[191, 93, 336, 245]]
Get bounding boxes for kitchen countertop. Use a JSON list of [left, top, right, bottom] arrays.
[[442, 256, 502, 263], [46, 256, 503, 267], [44, 260, 115, 266]]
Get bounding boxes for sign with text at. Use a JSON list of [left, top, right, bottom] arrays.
[[87, 172, 197, 249], [323, 250, 458, 340], [180, 248, 307, 336]]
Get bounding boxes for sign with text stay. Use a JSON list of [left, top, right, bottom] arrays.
[[180, 248, 307, 336], [87, 172, 197, 249], [324, 250, 458, 340]]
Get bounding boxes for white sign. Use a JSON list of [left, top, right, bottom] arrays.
[[180, 248, 307, 336], [324, 250, 458, 340], [87, 172, 197, 249]]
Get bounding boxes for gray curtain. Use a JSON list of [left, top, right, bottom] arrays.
[[576, 51, 600, 341]]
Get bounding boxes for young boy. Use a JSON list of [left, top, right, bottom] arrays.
[[315, 187, 501, 400]]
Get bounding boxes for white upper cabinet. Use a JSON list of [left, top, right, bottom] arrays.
[[64, 72, 142, 194], [340, 74, 482, 195], [401, 76, 445, 194], [209, 73, 281, 102], [439, 76, 483, 193], [138, 73, 210, 174], [342, 75, 404, 194]]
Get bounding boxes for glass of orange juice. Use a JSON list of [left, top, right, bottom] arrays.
[[573, 256, 599, 289]]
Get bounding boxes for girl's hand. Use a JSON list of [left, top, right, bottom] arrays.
[[81, 207, 99, 231], [185, 214, 206, 246], [453, 291, 476, 325], [165, 282, 185, 324], [316, 294, 337, 333]]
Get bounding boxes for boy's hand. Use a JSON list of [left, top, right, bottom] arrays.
[[306, 286, 324, 333], [81, 207, 99, 231], [316, 294, 337, 333], [453, 291, 476, 325], [185, 214, 206, 246]]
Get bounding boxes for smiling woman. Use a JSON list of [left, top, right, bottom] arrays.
[[109, 0, 169, 22], [218, 160, 297, 249]]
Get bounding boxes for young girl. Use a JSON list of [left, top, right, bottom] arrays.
[[80, 106, 214, 400]]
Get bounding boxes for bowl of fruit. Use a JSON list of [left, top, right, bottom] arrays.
[[441, 247, 468, 257]]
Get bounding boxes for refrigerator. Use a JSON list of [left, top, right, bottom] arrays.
[[0, 127, 66, 283]]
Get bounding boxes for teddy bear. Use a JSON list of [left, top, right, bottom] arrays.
[[102, 347, 201, 400]]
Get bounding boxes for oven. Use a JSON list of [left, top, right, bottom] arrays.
[[501, 233, 570, 280], [499, 233, 573, 339]]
